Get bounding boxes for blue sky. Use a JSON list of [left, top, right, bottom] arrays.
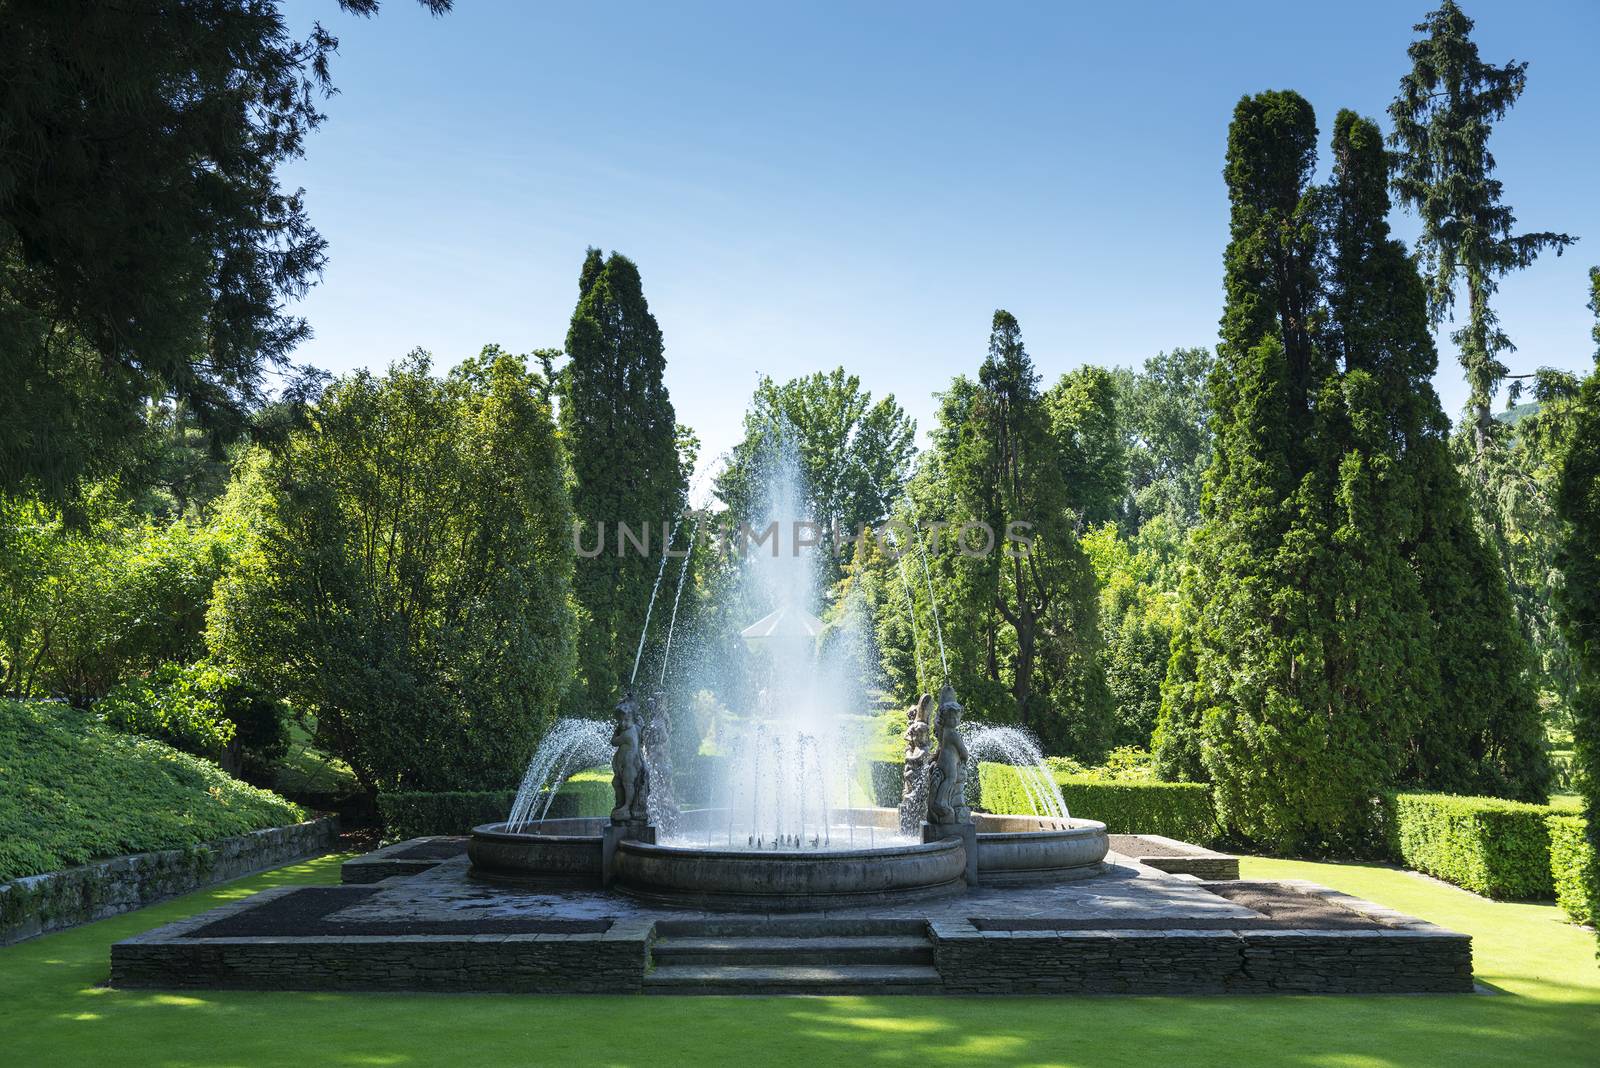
[[280, 0, 1599, 471]]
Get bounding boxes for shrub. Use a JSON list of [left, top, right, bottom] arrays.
[[97, 662, 289, 786], [0, 699, 304, 882], [977, 762, 1218, 843], [378, 773, 612, 839], [208, 352, 576, 793], [1, 491, 233, 703], [1547, 814, 1597, 925], [1389, 793, 1557, 900]]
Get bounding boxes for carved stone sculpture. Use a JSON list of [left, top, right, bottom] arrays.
[[925, 683, 971, 825], [898, 693, 933, 834], [610, 691, 646, 824]]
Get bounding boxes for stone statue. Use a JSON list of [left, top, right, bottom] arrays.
[[610, 691, 647, 824], [898, 693, 933, 835], [925, 683, 971, 825], [642, 690, 675, 828]]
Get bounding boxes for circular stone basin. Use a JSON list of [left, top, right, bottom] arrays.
[[611, 835, 967, 911], [973, 814, 1109, 884], [469, 818, 605, 886]]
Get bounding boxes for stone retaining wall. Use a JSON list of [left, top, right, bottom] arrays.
[[2, 818, 338, 945], [931, 881, 1473, 994], [110, 887, 652, 993]]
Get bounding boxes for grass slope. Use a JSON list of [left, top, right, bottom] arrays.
[[0, 699, 304, 881], [1, 854, 1597, 1066]]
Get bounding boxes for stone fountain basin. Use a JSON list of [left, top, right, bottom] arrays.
[[611, 834, 967, 911], [468, 818, 605, 885], [972, 814, 1110, 884]]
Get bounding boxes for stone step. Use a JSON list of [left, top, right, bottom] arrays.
[[652, 935, 934, 966], [643, 963, 944, 995], [654, 917, 928, 938]]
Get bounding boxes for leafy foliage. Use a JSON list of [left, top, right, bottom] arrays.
[[208, 350, 575, 793], [897, 311, 1112, 758], [0, 490, 234, 703], [1547, 814, 1596, 925], [1388, 792, 1558, 900], [1553, 267, 1600, 948], [716, 367, 916, 564], [0, 699, 303, 882], [977, 762, 1217, 843], [0, 1, 449, 500], [97, 662, 289, 787]]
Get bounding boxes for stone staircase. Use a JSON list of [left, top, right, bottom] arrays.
[[644, 918, 942, 995]]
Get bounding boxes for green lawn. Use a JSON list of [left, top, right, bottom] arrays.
[[2, 855, 1596, 1067]]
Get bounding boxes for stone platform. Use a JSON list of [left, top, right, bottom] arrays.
[[110, 838, 1474, 995]]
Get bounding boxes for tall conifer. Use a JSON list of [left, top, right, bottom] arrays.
[[1390, 1, 1575, 452], [1555, 269, 1600, 941], [559, 249, 685, 715]]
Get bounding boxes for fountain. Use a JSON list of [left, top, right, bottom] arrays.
[[468, 440, 1107, 907]]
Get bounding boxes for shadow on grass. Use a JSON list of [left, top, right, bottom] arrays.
[[2, 853, 1597, 1067]]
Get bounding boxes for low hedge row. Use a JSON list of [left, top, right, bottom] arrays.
[[1387, 793, 1558, 900], [1547, 814, 1597, 925], [378, 771, 613, 839], [975, 762, 1218, 843]]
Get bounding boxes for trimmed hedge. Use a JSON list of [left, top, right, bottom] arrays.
[[976, 762, 1218, 843], [378, 771, 612, 839], [1388, 793, 1557, 900], [1547, 814, 1597, 925], [0, 699, 304, 882]]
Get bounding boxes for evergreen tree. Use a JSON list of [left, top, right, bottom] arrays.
[[559, 250, 685, 716], [1156, 91, 1322, 797], [0, 0, 449, 502], [921, 313, 1112, 758], [1390, 0, 1575, 452], [1554, 268, 1600, 942]]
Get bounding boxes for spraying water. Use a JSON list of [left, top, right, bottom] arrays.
[[505, 718, 613, 830], [910, 525, 949, 681], [668, 435, 912, 851], [630, 519, 678, 686], [963, 723, 1070, 820]]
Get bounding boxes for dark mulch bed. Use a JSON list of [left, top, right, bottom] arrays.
[[972, 882, 1391, 932], [184, 887, 612, 938], [386, 838, 469, 861], [1109, 833, 1209, 859]]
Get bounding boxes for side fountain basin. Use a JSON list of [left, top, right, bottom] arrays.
[[611, 834, 967, 911], [468, 819, 606, 886], [973, 814, 1109, 884]]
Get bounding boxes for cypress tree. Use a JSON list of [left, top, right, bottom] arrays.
[[1156, 91, 1340, 845], [1328, 112, 1547, 799], [559, 249, 685, 715], [1555, 268, 1600, 942], [1157, 91, 1320, 784], [1158, 99, 1544, 849], [1390, 1, 1576, 453]]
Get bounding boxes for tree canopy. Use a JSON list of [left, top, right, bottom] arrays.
[[0, 0, 448, 502], [1389, 0, 1576, 451]]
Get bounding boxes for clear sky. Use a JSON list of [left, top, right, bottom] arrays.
[[279, 0, 1599, 471]]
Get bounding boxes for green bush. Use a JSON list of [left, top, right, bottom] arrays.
[[1389, 793, 1557, 900], [977, 762, 1218, 843], [1, 491, 233, 703], [208, 353, 576, 793], [0, 699, 304, 882], [378, 772, 612, 839], [1547, 814, 1597, 925], [97, 662, 289, 786]]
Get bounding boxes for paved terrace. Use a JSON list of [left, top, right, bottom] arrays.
[[109, 838, 1475, 995]]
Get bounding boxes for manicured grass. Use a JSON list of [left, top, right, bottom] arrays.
[[2, 855, 1597, 1066]]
